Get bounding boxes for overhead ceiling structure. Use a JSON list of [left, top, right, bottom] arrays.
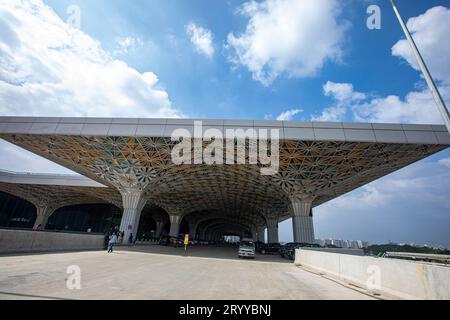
[[0, 169, 122, 228], [0, 117, 448, 243]]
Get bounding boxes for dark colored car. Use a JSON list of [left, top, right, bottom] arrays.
[[279, 242, 296, 258], [259, 243, 281, 255], [255, 241, 265, 253], [139, 231, 156, 241], [280, 242, 320, 260], [159, 235, 169, 245]]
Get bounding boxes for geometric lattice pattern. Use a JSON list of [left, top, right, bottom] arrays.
[[0, 181, 122, 212], [0, 133, 446, 231]]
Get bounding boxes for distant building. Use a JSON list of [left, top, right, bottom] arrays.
[[315, 238, 369, 249]]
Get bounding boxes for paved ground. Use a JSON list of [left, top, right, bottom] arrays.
[[0, 245, 374, 300]]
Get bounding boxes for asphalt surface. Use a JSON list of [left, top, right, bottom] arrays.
[[0, 245, 374, 300]]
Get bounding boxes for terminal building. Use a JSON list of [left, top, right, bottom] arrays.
[[0, 116, 449, 244]]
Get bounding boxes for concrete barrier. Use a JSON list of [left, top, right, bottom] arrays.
[[295, 248, 450, 300], [0, 228, 104, 254]]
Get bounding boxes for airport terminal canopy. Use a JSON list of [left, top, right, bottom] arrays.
[[0, 116, 448, 243]]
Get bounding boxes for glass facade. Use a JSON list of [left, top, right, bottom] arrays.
[[0, 191, 36, 229], [47, 204, 122, 233]]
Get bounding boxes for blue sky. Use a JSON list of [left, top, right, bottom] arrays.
[[0, 0, 449, 246], [39, 0, 448, 120]]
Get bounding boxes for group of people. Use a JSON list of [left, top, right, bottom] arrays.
[[104, 228, 134, 253]]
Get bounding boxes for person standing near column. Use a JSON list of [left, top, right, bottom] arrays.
[[108, 232, 118, 253], [128, 233, 134, 247]]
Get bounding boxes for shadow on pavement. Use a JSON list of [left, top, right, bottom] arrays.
[[117, 244, 291, 264]]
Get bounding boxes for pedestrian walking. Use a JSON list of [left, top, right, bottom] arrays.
[[108, 232, 118, 253]]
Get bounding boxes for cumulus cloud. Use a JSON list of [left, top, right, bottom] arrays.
[[114, 36, 144, 55], [312, 105, 347, 122], [312, 6, 450, 125], [313, 81, 365, 122], [323, 81, 365, 102], [0, 0, 181, 118], [276, 108, 303, 121], [186, 22, 214, 58], [314, 80, 446, 124], [226, 0, 348, 86], [354, 5, 450, 125], [392, 6, 450, 85], [353, 89, 446, 124], [305, 6, 450, 245]]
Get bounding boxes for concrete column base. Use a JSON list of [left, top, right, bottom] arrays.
[[257, 226, 265, 243], [169, 214, 182, 238], [291, 196, 315, 244], [292, 215, 315, 243], [155, 221, 165, 238], [266, 218, 279, 243], [33, 204, 54, 230], [119, 188, 146, 243]]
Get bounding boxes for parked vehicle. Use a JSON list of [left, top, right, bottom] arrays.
[[259, 243, 281, 255], [279, 242, 296, 258], [255, 241, 265, 251], [238, 238, 255, 258], [281, 242, 320, 260], [139, 231, 156, 241], [159, 235, 169, 245]]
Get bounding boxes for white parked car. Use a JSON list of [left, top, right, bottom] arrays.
[[238, 239, 255, 258]]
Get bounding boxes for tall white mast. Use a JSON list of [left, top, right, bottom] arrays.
[[390, 0, 450, 133]]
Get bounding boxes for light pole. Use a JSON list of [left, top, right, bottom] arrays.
[[390, 0, 450, 134]]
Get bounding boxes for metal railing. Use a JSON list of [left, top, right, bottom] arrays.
[[384, 251, 450, 265]]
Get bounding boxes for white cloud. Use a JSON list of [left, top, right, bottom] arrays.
[[364, 5, 450, 125], [323, 81, 365, 102], [186, 22, 214, 58], [312, 105, 347, 122], [312, 6, 450, 125], [313, 80, 447, 124], [114, 36, 144, 55], [353, 88, 446, 124], [438, 157, 450, 169], [392, 6, 450, 85], [276, 108, 303, 121], [0, 0, 181, 118], [313, 81, 365, 122], [0, 0, 182, 174], [314, 81, 446, 124], [226, 0, 348, 86]]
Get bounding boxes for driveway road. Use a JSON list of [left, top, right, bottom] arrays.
[[0, 245, 374, 300]]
